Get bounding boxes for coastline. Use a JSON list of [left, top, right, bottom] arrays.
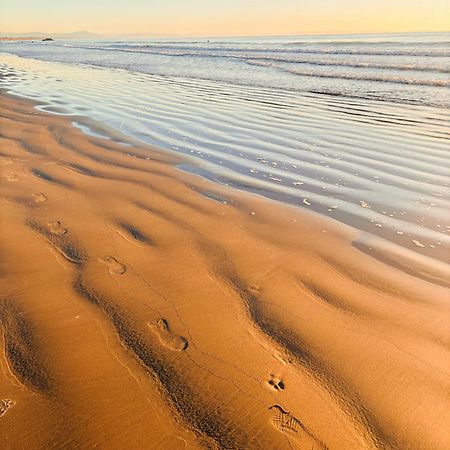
[[1, 92, 449, 449], [2, 49, 448, 263]]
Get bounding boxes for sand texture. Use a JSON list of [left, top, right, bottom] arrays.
[[0, 92, 449, 449]]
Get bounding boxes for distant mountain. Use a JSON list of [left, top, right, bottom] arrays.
[[113, 32, 176, 39], [54, 31, 102, 39]]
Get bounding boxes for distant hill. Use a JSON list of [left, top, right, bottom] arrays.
[[54, 31, 102, 39]]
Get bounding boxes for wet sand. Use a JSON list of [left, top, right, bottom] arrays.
[[2, 52, 448, 260], [0, 92, 449, 449]]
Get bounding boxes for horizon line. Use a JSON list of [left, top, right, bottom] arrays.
[[1, 29, 450, 39]]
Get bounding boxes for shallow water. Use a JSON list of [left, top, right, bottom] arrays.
[[1, 34, 449, 260], [2, 33, 450, 107]]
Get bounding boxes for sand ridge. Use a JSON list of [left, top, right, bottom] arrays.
[[0, 92, 449, 449]]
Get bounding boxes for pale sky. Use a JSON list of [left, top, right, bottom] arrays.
[[1, 0, 449, 36]]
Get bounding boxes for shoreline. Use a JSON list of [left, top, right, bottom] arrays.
[[1, 92, 449, 449], [2, 51, 448, 264], [4, 87, 447, 271]]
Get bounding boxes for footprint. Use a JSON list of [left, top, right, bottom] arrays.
[[268, 374, 285, 391], [149, 319, 188, 351], [47, 221, 67, 236], [6, 172, 18, 182], [99, 256, 126, 275], [32, 192, 48, 203], [270, 405, 302, 434], [270, 405, 326, 449], [0, 399, 15, 418]]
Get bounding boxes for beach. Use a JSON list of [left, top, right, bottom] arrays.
[[1, 91, 449, 449], [1, 35, 449, 261]]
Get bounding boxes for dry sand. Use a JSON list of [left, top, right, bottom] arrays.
[[0, 92, 449, 449]]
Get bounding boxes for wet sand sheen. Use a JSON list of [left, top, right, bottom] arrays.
[[1, 53, 449, 261], [0, 92, 449, 449]]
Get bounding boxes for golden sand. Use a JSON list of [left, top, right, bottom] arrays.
[[0, 92, 449, 449]]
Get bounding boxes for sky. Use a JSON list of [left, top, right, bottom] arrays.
[[1, 0, 449, 36]]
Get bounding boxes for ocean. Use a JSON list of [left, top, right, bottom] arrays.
[[1, 33, 449, 259]]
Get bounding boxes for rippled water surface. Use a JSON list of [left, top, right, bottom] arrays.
[[1, 33, 449, 260], [2, 33, 450, 106]]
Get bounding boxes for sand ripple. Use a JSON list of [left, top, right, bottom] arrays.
[[0, 91, 449, 449]]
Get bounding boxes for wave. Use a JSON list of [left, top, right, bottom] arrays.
[[2, 34, 450, 109], [83, 43, 450, 58], [245, 60, 450, 87], [65, 45, 450, 74], [248, 57, 450, 74]]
